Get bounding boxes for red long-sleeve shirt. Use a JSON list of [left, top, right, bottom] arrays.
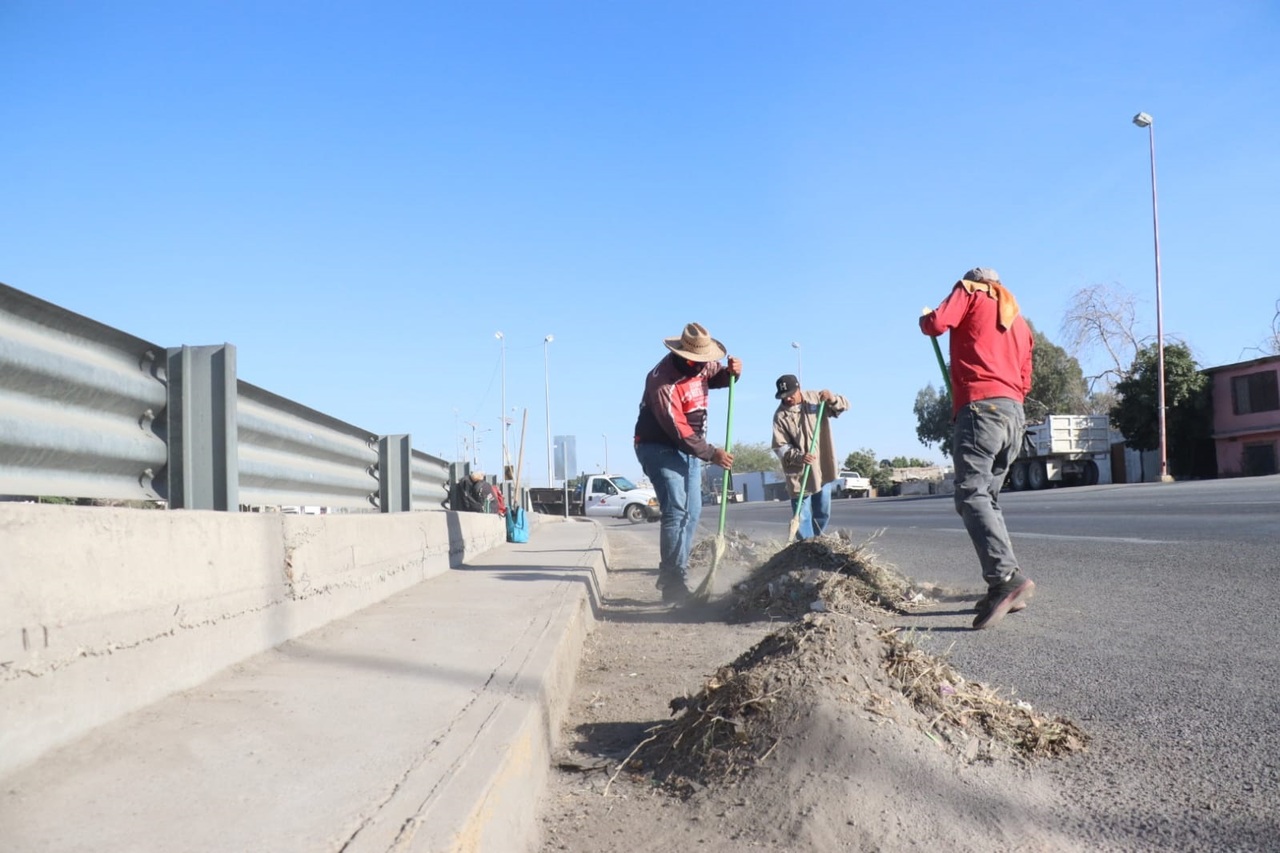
[[634, 353, 731, 460], [920, 282, 1034, 417]]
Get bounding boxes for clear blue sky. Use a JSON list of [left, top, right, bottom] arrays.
[[3, 1, 1277, 486]]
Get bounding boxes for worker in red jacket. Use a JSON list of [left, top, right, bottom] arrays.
[[920, 267, 1035, 630]]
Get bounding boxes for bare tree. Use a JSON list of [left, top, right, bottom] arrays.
[[1267, 298, 1280, 355], [1233, 298, 1280, 361], [1061, 283, 1144, 392]]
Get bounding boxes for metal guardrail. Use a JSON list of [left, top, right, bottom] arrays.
[[411, 449, 451, 510], [237, 381, 381, 510], [0, 283, 450, 511]]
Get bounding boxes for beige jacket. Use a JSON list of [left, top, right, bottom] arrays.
[[772, 390, 849, 496]]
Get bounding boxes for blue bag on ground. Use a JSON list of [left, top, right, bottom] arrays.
[[505, 506, 529, 543]]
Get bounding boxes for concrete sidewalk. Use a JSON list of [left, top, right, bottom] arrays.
[[0, 516, 608, 853]]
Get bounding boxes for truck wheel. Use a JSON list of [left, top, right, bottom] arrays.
[[1027, 460, 1048, 490], [1084, 460, 1100, 486], [624, 504, 645, 523], [1008, 462, 1028, 491]]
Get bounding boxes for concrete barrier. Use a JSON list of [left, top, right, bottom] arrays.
[[0, 503, 505, 778]]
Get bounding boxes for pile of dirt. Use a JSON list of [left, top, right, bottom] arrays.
[[618, 535, 1088, 799], [541, 528, 1095, 852], [625, 612, 1089, 798], [730, 529, 927, 621]]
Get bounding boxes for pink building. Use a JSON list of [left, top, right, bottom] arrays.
[[1205, 354, 1280, 477]]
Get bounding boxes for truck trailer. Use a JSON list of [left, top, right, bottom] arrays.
[[1005, 414, 1111, 490]]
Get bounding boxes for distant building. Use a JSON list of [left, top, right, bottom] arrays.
[[729, 470, 787, 502], [702, 466, 787, 503], [1205, 354, 1280, 477]]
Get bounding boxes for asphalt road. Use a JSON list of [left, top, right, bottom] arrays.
[[605, 475, 1280, 851]]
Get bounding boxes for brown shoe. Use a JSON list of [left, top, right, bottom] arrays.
[[973, 575, 1035, 630], [975, 593, 1028, 614]]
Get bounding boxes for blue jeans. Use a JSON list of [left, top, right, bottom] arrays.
[[790, 481, 832, 540], [952, 397, 1025, 586], [634, 442, 703, 585]]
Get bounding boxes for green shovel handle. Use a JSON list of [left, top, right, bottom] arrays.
[[930, 336, 952, 397], [716, 373, 736, 534], [794, 399, 827, 508]]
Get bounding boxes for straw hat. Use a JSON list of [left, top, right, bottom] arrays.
[[663, 322, 726, 362]]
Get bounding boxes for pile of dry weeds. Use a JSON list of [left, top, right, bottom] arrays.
[[617, 536, 1089, 798], [730, 530, 925, 620], [624, 612, 1089, 797], [882, 628, 1089, 760]]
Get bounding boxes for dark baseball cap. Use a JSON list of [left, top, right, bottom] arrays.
[[775, 374, 800, 399]]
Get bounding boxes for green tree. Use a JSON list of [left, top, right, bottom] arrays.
[[729, 440, 781, 474], [913, 385, 953, 458], [1110, 342, 1210, 477], [887, 455, 934, 467], [842, 448, 878, 476], [1027, 322, 1089, 421]]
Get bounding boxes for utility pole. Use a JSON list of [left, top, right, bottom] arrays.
[[495, 331, 508, 478], [464, 421, 489, 468], [544, 334, 554, 486]]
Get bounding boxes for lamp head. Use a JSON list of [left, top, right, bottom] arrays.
[[544, 334, 554, 343], [1132, 112, 1153, 128]]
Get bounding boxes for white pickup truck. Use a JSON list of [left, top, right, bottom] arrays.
[[527, 474, 661, 522], [833, 470, 872, 498]]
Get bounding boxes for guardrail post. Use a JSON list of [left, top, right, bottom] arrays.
[[166, 345, 239, 510], [378, 434, 411, 512]]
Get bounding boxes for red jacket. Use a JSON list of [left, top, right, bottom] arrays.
[[633, 353, 732, 461], [920, 282, 1033, 417]]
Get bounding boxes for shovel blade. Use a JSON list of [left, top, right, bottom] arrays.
[[787, 513, 801, 543], [691, 534, 727, 600]]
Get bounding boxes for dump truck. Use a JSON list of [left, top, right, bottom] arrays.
[[528, 474, 660, 522], [1005, 414, 1111, 490]]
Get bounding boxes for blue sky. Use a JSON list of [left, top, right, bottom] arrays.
[[3, 1, 1277, 486]]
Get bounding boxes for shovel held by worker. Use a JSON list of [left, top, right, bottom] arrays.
[[692, 371, 736, 601], [923, 306, 952, 397], [787, 399, 827, 542]]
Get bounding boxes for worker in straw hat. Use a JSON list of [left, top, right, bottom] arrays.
[[634, 322, 741, 603]]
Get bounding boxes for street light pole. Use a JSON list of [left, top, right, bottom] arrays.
[[602, 433, 608, 472], [464, 421, 488, 468], [544, 334, 554, 486], [495, 331, 508, 479], [791, 341, 802, 381], [1133, 112, 1171, 482]]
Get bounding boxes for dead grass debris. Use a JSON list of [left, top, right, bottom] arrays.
[[623, 612, 1089, 797], [731, 529, 926, 620], [881, 627, 1090, 760]]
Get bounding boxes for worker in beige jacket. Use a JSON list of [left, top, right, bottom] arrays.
[[771, 374, 849, 539]]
